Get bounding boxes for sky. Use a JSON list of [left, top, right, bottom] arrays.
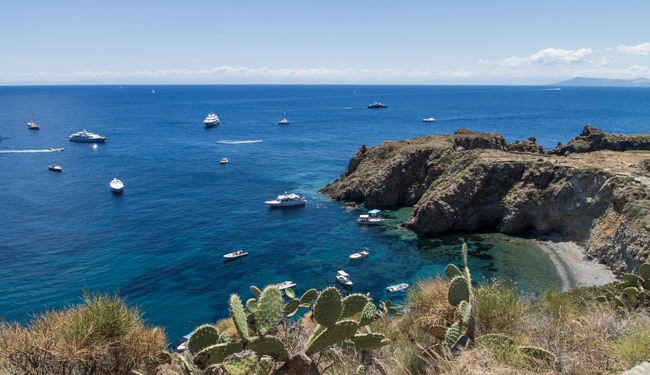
[[1, 0, 649, 85]]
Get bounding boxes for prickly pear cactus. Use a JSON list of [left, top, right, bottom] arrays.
[[300, 288, 319, 304], [341, 293, 371, 318], [248, 335, 289, 361], [306, 320, 359, 355], [193, 342, 244, 369], [188, 324, 220, 355], [283, 298, 300, 317], [256, 286, 284, 335], [229, 294, 250, 340], [314, 287, 343, 328], [445, 263, 463, 279], [351, 333, 390, 350], [223, 350, 257, 375], [358, 301, 377, 326]]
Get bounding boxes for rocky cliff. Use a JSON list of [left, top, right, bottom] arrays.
[[321, 128, 650, 274]]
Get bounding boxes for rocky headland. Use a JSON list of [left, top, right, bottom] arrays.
[[321, 126, 650, 274]]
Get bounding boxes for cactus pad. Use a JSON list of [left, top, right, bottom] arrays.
[[176, 353, 193, 375], [218, 332, 231, 344], [638, 262, 650, 280], [193, 342, 244, 369], [300, 288, 319, 304], [284, 287, 296, 299], [314, 287, 343, 328], [248, 335, 289, 361], [351, 333, 390, 350], [458, 300, 471, 325], [448, 275, 470, 307], [341, 293, 371, 318], [223, 350, 257, 375], [250, 285, 262, 297], [246, 298, 258, 313], [188, 324, 219, 354], [258, 355, 274, 375], [621, 273, 643, 285], [283, 298, 300, 317], [229, 294, 250, 340], [444, 322, 462, 348], [358, 301, 377, 326], [431, 325, 447, 340], [476, 333, 514, 349], [306, 319, 359, 355], [445, 264, 463, 279], [256, 286, 284, 335]]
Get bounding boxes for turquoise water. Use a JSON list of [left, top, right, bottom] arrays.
[[0, 85, 648, 341]]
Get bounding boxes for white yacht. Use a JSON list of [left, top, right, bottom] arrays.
[[275, 281, 296, 290], [223, 249, 248, 260], [204, 113, 220, 127], [27, 121, 39, 130], [278, 109, 289, 125], [48, 164, 62, 172], [264, 192, 306, 207], [387, 283, 409, 293], [110, 178, 124, 193], [336, 270, 353, 287], [349, 248, 370, 260], [422, 117, 436, 122], [68, 130, 106, 143], [220, 158, 229, 165], [357, 209, 385, 225]]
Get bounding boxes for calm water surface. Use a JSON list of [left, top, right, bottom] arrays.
[[1, 85, 649, 341]]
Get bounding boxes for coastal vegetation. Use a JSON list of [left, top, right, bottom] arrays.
[[1, 258, 648, 374]]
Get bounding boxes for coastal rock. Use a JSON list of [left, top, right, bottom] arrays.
[[321, 128, 650, 274], [551, 125, 650, 155]]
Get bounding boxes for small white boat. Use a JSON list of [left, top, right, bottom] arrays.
[[204, 113, 220, 127], [422, 117, 436, 122], [278, 109, 289, 125], [109, 178, 124, 193], [220, 158, 229, 164], [358, 209, 385, 225], [386, 283, 409, 293], [275, 281, 296, 290], [68, 130, 107, 143], [48, 164, 62, 172], [49, 148, 64, 152], [223, 249, 248, 260], [336, 270, 353, 287], [265, 192, 306, 207], [176, 333, 192, 352], [349, 248, 370, 260], [368, 101, 387, 109], [27, 106, 40, 130]]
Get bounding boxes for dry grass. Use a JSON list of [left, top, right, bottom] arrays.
[[0, 291, 166, 374], [401, 278, 456, 333]]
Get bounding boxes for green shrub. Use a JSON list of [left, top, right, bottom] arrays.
[[610, 323, 650, 368], [474, 281, 527, 335]]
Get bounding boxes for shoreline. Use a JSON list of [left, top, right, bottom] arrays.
[[535, 233, 616, 292]]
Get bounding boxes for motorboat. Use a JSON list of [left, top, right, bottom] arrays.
[[265, 192, 306, 207], [49, 148, 64, 152], [220, 158, 229, 164], [336, 270, 353, 287], [386, 283, 409, 293], [349, 248, 370, 260], [48, 164, 62, 172], [357, 209, 385, 225], [275, 281, 296, 290], [223, 249, 248, 260], [422, 117, 436, 122], [68, 129, 107, 143], [109, 178, 124, 193], [368, 101, 387, 109], [204, 113, 220, 127], [176, 333, 192, 352]]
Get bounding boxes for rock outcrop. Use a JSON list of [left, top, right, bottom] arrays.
[[321, 128, 650, 274], [551, 125, 650, 155]]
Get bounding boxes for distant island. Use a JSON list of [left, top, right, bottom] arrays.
[[552, 76, 650, 87]]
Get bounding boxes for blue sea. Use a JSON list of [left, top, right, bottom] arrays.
[[1, 85, 649, 342]]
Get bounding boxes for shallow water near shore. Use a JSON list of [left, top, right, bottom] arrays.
[[0, 85, 647, 340]]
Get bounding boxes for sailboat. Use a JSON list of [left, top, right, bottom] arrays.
[[27, 106, 39, 130], [278, 109, 290, 125]]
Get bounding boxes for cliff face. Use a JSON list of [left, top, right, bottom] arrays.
[[321, 129, 650, 274]]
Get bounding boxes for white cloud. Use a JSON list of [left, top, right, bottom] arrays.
[[498, 47, 592, 66], [436, 69, 473, 78], [617, 42, 650, 56]]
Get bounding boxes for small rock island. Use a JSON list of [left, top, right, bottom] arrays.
[[321, 126, 650, 274]]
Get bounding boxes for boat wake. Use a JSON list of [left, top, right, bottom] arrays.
[[0, 148, 64, 153], [217, 140, 263, 145]]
